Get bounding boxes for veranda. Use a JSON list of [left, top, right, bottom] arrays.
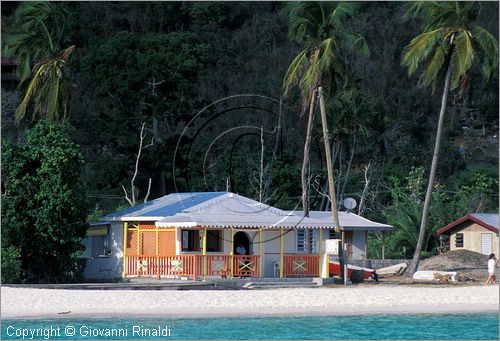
[[122, 222, 324, 281]]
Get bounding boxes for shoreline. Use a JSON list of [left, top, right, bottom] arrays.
[[3, 308, 499, 321], [2, 285, 498, 320]]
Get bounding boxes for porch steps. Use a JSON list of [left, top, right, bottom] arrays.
[[243, 278, 319, 289]]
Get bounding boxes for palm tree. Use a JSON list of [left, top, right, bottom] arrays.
[[401, 1, 498, 273], [3, 1, 75, 123], [283, 1, 368, 218]]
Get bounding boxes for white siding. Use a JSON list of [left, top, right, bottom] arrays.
[[351, 231, 366, 260], [83, 222, 124, 280]]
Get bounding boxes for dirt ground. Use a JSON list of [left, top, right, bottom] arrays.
[[417, 249, 489, 282], [374, 250, 491, 285]]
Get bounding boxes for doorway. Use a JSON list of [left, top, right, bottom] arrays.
[[481, 233, 493, 255], [234, 231, 250, 255]]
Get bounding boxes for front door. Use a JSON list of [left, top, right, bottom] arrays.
[[345, 231, 353, 259], [481, 233, 493, 255]]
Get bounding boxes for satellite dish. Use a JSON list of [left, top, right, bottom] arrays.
[[343, 197, 357, 210]]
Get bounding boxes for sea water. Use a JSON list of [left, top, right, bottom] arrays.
[[2, 314, 498, 340]]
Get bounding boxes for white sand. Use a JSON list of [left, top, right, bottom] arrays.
[[1, 285, 498, 319]]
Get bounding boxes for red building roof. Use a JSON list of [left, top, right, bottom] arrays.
[[436, 213, 499, 235]]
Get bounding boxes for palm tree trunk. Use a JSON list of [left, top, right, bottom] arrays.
[[301, 89, 317, 217], [408, 49, 455, 274], [318, 87, 344, 280], [319, 140, 338, 211], [340, 133, 357, 205]]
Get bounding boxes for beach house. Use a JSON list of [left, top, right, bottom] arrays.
[[436, 213, 499, 255], [82, 192, 391, 280]]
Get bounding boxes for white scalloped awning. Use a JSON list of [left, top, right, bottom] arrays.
[[156, 213, 336, 229]]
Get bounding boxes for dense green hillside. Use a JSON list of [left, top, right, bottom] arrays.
[[1, 2, 498, 267]]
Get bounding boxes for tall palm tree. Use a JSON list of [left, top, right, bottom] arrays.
[[3, 1, 75, 123], [401, 1, 498, 273], [283, 1, 368, 218]]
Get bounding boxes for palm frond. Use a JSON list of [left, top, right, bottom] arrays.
[[327, 2, 356, 28], [283, 1, 367, 103], [283, 49, 309, 96], [472, 26, 499, 81], [450, 30, 474, 90], [287, 2, 323, 45], [421, 41, 449, 88], [402, 28, 447, 76], [15, 63, 47, 123], [301, 48, 321, 91]]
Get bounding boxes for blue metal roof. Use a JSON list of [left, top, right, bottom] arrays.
[[105, 192, 226, 219], [470, 213, 499, 229]]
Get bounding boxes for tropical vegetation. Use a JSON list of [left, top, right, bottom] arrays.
[[1, 1, 497, 282], [401, 1, 499, 272]]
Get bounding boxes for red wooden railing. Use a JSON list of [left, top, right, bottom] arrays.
[[233, 255, 259, 277], [206, 255, 231, 277], [283, 255, 319, 277], [126, 255, 199, 278], [125, 254, 259, 279]]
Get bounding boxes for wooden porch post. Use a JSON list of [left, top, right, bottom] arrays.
[[318, 228, 323, 277], [230, 227, 234, 277], [122, 222, 128, 277], [280, 228, 284, 278], [364, 231, 368, 259], [137, 225, 141, 262], [156, 225, 159, 279], [382, 231, 385, 260], [259, 227, 263, 277], [202, 227, 207, 280]]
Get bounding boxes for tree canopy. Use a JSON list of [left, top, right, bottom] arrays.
[[1, 2, 498, 275], [2, 121, 88, 282]]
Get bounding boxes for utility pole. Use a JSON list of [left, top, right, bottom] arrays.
[[318, 87, 345, 284]]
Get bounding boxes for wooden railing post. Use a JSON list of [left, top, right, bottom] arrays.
[[193, 255, 197, 282]]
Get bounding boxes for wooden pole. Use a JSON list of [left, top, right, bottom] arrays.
[[156, 225, 159, 279], [230, 227, 234, 277], [202, 227, 207, 280], [344, 242, 348, 286], [280, 228, 284, 278], [382, 231, 385, 260], [122, 222, 128, 277], [318, 87, 344, 281], [318, 229, 323, 277], [259, 227, 263, 277], [364, 231, 368, 259]]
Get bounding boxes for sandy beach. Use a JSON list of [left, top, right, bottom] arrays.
[[2, 285, 498, 319]]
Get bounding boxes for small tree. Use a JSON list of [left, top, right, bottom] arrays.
[[2, 122, 88, 282], [1, 246, 22, 284]]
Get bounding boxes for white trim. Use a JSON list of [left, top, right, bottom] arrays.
[[156, 221, 198, 228], [102, 216, 164, 222]]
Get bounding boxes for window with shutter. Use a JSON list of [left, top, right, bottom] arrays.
[[455, 233, 464, 248]]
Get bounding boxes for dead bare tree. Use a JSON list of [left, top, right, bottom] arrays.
[[122, 122, 154, 206], [358, 161, 372, 216]]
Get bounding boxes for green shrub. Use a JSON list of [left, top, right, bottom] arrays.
[[1, 246, 22, 283]]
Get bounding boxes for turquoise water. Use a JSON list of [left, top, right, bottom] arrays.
[[2, 314, 498, 340]]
